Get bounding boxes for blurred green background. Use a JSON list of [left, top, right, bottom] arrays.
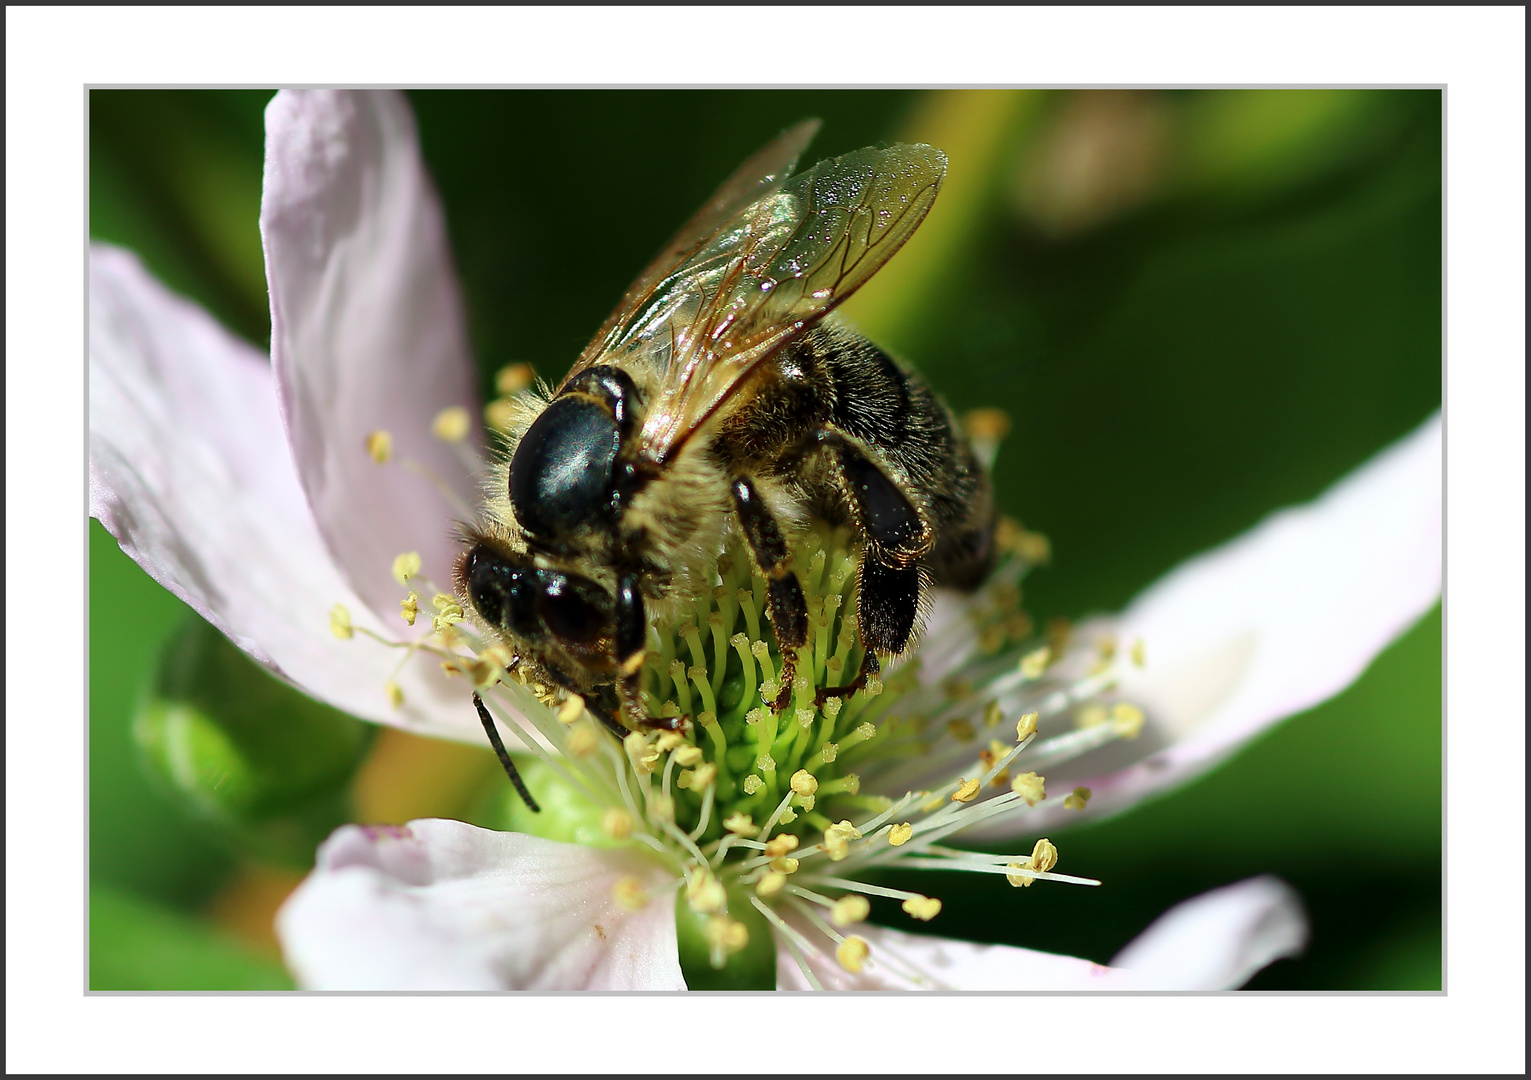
[[88, 88, 1441, 990]]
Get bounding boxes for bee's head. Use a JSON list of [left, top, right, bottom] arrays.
[[456, 542, 614, 663]]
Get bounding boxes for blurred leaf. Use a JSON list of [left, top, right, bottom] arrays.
[[134, 616, 374, 867], [840, 88, 1044, 351], [1175, 88, 1409, 203], [90, 884, 293, 990], [89, 90, 272, 347], [91, 521, 235, 907]]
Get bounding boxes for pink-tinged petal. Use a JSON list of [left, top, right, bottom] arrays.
[[89, 245, 480, 742], [775, 876, 1304, 990], [962, 414, 1442, 838], [275, 820, 685, 990], [261, 89, 483, 623], [1109, 876, 1308, 990]]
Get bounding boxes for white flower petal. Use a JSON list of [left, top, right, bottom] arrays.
[[261, 89, 483, 624], [774, 915, 1135, 990], [276, 819, 685, 990], [89, 245, 479, 741], [1109, 876, 1309, 990], [965, 414, 1442, 837], [776, 875, 1304, 990]]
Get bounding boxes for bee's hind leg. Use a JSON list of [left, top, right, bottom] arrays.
[[728, 475, 810, 712]]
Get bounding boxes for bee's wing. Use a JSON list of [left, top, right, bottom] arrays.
[[574, 139, 947, 463], [568, 119, 822, 378]]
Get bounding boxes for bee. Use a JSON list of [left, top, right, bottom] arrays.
[[457, 120, 995, 745]]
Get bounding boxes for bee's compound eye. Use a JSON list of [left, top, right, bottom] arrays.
[[535, 570, 611, 650], [509, 397, 621, 538], [466, 546, 540, 641]]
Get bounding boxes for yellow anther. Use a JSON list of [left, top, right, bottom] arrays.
[[685, 868, 725, 914], [1131, 638, 1147, 668], [1075, 704, 1108, 729], [764, 834, 799, 858], [655, 732, 686, 753], [798, 795, 816, 813], [741, 774, 764, 795], [1019, 647, 1051, 679], [484, 398, 516, 432], [481, 644, 514, 669], [364, 430, 392, 464], [568, 725, 599, 758], [1111, 702, 1146, 738], [887, 822, 914, 846], [770, 856, 800, 875], [963, 406, 1011, 441], [431, 593, 463, 618], [831, 894, 871, 927], [704, 916, 750, 964], [901, 895, 942, 921], [431, 405, 471, 443], [651, 793, 675, 822], [754, 753, 776, 773], [495, 362, 536, 396], [1011, 771, 1046, 806], [1015, 711, 1039, 741], [554, 694, 585, 724], [723, 813, 757, 837], [674, 745, 704, 767], [1005, 861, 1036, 888], [435, 625, 463, 648], [1030, 837, 1059, 874], [601, 808, 632, 840], [612, 876, 648, 911], [1063, 787, 1092, 811], [1018, 529, 1051, 565], [951, 778, 981, 803], [820, 742, 838, 764], [756, 871, 787, 897], [779, 808, 798, 825], [790, 769, 819, 798], [865, 675, 883, 697], [468, 659, 502, 689], [399, 591, 419, 626], [329, 604, 353, 640], [836, 936, 870, 974], [946, 718, 976, 742], [679, 763, 717, 790], [626, 733, 659, 776], [823, 820, 862, 862], [384, 681, 404, 709], [439, 660, 465, 679], [983, 700, 1004, 727], [391, 551, 422, 585]]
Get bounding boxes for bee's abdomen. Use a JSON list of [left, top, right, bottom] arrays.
[[812, 324, 995, 591]]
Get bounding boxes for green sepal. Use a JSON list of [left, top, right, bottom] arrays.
[[132, 616, 374, 867]]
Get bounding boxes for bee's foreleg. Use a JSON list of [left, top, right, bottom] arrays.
[[728, 474, 809, 712]]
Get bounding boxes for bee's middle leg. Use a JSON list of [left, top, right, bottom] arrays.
[[729, 475, 809, 712], [819, 433, 931, 675]]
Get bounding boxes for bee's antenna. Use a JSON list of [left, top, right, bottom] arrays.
[[473, 692, 541, 813]]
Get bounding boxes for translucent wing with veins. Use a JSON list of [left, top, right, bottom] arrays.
[[561, 127, 947, 465]]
